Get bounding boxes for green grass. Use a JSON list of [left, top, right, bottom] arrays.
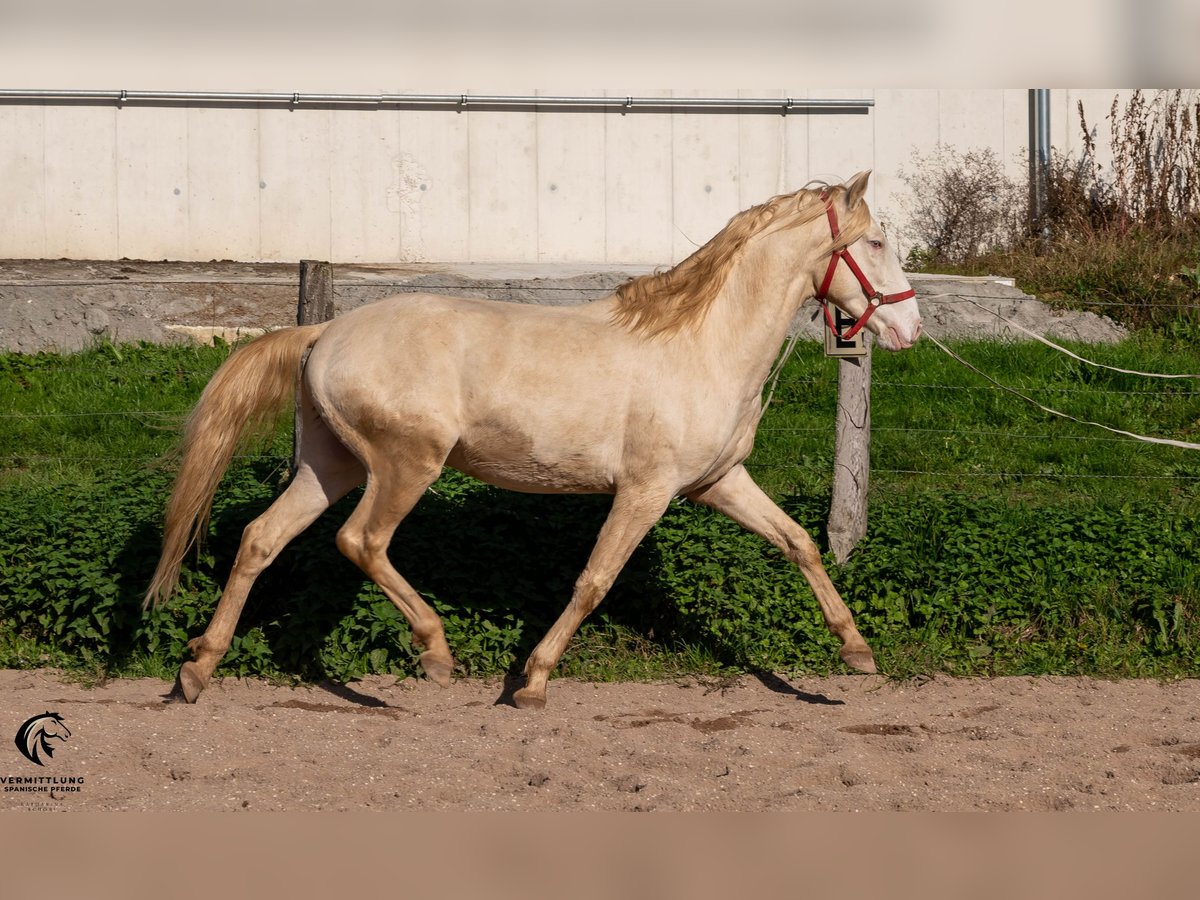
[[749, 331, 1200, 503], [1, 335, 1198, 685], [4, 334, 1198, 504], [0, 341, 238, 489]]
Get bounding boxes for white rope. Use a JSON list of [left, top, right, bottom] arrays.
[[761, 329, 804, 413], [961, 298, 1200, 379], [924, 333, 1200, 451]]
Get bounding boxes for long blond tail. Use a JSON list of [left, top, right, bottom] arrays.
[[145, 324, 327, 607]]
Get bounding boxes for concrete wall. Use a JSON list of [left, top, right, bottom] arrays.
[[0, 89, 1136, 265]]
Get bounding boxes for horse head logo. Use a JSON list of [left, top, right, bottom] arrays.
[[15, 712, 71, 766]]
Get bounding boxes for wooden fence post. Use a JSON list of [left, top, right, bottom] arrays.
[[294, 260, 334, 471], [298, 259, 334, 326], [827, 340, 872, 563]]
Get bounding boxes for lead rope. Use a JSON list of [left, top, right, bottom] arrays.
[[961, 298, 1200, 379], [924, 332, 1200, 451], [903, 292, 1200, 379], [761, 327, 804, 414]]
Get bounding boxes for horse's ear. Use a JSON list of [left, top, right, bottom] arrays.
[[845, 170, 872, 208]]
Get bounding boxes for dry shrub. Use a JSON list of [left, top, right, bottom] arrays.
[[901, 91, 1200, 330], [1090, 89, 1200, 230], [897, 145, 1026, 266]]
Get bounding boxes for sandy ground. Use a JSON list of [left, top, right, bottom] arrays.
[[2, 668, 1198, 812]]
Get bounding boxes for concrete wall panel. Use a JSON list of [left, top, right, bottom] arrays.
[[331, 109, 402, 263], [43, 105, 118, 259], [938, 90, 1005, 154], [467, 106, 539, 262], [778, 88, 813, 194], [116, 105, 189, 260], [186, 106, 262, 261], [0, 104, 47, 258], [807, 89, 876, 205], [1001, 89, 1032, 179], [397, 108, 469, 263], [604, 91, 673, 264], [671, 92, 741, 260], [736, 90, 787, 208], [872, 89, 940, 234], [258, 107, 333, 261], [535, 90, 607, 262]]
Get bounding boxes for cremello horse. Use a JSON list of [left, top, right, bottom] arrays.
[[147, 170, 922, 709]]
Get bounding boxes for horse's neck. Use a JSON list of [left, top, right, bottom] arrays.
[[696, 230, 818, 394]]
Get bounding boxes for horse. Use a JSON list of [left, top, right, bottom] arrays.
[[15, 712, 71, 766], [146, 170, 922, 709]]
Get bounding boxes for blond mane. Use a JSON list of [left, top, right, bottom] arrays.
[[611, 183, 873, 338]]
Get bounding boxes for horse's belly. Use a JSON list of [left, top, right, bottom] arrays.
[[445, 421, 617, 495]]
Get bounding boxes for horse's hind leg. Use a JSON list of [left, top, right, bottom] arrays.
[[176, 423, 364, 702], [687, 465, 877, 673], [513, 486, 672, 710], [334, 454, 455, 687]]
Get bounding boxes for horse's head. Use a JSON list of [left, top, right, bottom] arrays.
[[814, 170, 922, 351], [39, 713, 70, 740]]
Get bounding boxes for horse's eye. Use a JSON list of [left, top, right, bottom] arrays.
[[869, 239, 883, 250]]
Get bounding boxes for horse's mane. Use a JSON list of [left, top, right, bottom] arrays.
[[611, 182, 873, 338]]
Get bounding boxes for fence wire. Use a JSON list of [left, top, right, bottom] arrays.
[[3, 412, 1196, 485], [4, 325, 1198, 485]]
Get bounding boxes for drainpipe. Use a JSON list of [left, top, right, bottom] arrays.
[[1029, 88, 1052, 240]]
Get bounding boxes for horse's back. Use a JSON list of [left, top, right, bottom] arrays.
[[321, 291, 616, 355]]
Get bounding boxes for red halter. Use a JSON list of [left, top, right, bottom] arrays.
[[815, 190, 916, 340]]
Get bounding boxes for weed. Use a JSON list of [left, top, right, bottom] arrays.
[[903, 90, 1200, 332]]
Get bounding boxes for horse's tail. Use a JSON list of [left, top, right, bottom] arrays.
[[145, 324, 328, 608]]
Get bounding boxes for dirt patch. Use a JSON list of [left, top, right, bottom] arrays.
[[3, 669, 1197, 811]]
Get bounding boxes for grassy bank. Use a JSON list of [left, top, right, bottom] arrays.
[[1, 336, 1198, 683]]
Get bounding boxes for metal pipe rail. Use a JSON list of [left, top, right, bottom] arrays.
[[0, 89, 873, 112]]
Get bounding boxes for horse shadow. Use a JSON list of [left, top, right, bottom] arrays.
[[750, 670, 844, 706], [116, 470, 669, 684], [115, 465, 839, 703]]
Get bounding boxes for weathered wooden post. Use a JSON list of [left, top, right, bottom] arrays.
[[298, 259, 334, 326], [825, 308, 871, 563], [294, 260, 334, 470]]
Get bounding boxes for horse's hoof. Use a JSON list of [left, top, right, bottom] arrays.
[[175, 662, 207, 703], [419, 651, 454, 688], [840, 645, 878, 674], [512, 687, 547, 710]]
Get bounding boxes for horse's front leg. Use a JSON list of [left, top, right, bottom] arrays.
[[687, 464, 876, 673], [513, 486, 673, 709]]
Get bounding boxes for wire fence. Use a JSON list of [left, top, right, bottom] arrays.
[[3, 409, 1197, 485], [4, 290, 1199, 487]]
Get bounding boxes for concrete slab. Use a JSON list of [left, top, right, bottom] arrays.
[[0, 260, 1127, 353]]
